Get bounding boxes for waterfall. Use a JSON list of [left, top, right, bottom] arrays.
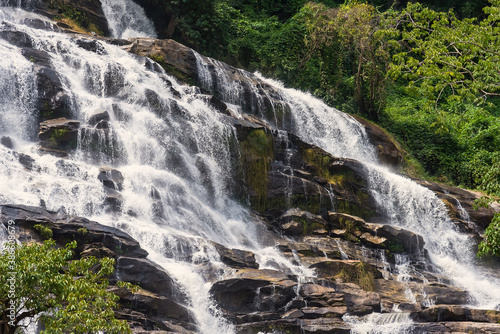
[[367, 166, 500, 309], [1, 1, 500, 333], [194, 59, 500, 311], [100, 0, 157, 39], [248, 76, 500, 310], [0, 5, 310, 333]]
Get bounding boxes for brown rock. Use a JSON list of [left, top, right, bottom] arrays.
[[351, 115, 405, 169], [110, 287, 192, 323], [98, 166, 125, 191], [301, 306, 348, 319], [335, 282, 381, 315], [210, 242, 259, 269], [39, 117, 80, 152], [122, 38, 196, 84]]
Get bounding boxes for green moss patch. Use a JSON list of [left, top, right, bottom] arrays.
[[337, 262, 376, 291], [240, 129, 274, 212]]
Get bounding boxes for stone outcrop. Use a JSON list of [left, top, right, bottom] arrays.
[[121, 38, 197, 85], [1, 204, 146, 258], [87, 109, 110, 126], [98, 166, 125, 191], [0, 204, 195, 332], [36, 0, 110, 36], [38, 117, 80, 155], [211, 242, 259, 269], [1, 136, 13, 149]]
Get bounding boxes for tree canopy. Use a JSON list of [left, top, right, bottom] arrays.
[[383, 0, 500, 110], [0, 239, 132, 334]]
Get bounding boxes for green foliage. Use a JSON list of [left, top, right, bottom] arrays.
[[34, 224, 53, 240], [53, 128, 69, 139], [303, 1, 390, 119], [0, 240, 132, 333], [49, 1, 88, 28], [478, 213, 500, 257], [77, 227, 88, 235], [382, 1, 500, 110], [379, 0, 500, 190], [303, 147, 332, 180], [149, 54, 165, 63], [385, 240, 405, 253], [48, 128, 70, 148], [402, 0, 489, 18]]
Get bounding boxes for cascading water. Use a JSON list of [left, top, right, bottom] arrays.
[[100, 0, 157, 39], [241, 75, 500, 311], [193, 54, 500, 330], [2, 1, 500, 333], [0, 4, 312, 333]]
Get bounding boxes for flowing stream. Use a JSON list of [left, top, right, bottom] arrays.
[[0, 1, 500, 334]]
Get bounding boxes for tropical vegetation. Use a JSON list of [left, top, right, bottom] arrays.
[[0, 239, 133, 333]]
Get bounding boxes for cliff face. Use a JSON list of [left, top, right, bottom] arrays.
[[0, 1, 499, 334]]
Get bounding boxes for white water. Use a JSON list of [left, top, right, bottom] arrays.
[[237, 75, 500, 310], [0, 5, 311, 333], [100, 0, 157, 39], [1, 2, 500, 334], [344, 312, 414, 334]]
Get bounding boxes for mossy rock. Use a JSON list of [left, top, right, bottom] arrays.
[[240, 129, 274, 212], [311, 260, 383, 292], [39, 118, 80, 151], [335, 199, 375, 220]]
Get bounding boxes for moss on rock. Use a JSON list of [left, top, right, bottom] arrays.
[[240, 129, 274, 212]]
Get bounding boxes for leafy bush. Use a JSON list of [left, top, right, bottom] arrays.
[[0, 240, 134, 333]]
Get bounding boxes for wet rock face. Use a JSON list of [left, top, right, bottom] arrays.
[[234, 124, 378, 220], [0, 136, 13, 149], [98, 166, 124, 191], [0, 204, 195, 332], [37, 0, 110, 36], [87, 109, 110, 126], [211, 242, 259, 269], [36, 66, 71, 120], [38, 117, 80, 153]]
